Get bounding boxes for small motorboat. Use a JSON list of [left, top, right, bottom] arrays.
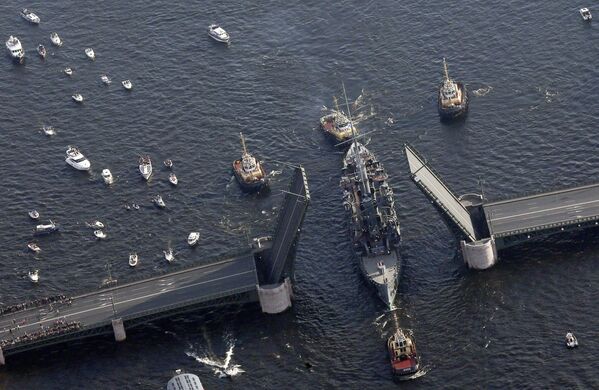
[[232, 132, 268, 192], [28, 270, 40, 283], [580, 8, 592, 21], [72, 93, 84, 103], [164, 248, 174, 263], [122, 80, 132, 90], [6, 35, 25, 64], [187, 232, 200, 246], [34, 220, 58, 235], [65, 145, 91, 170], [21, 9, 40, 24], [129, 252, 138, 267], [27, 242, 41, 253], [102, 168, 114, 185], [208, 24, 230, 44], [153, 194, 166, 208], [387, 328, 420, 380], [94, 230, 107, 239], [42, 125, 56, 136], [139, 155, 152, 180], [164, 159, 173, 168], [100, 74, 111, 85], [50, 32, 62, 47], [86, 220, 104, 229], [169, 173, 178, 186], [85, 48, 95, 60], [64, 67, 73, 76], [28, 210, 40, 220], [566, 332, 578, 348], [37, 44, 46, 59]]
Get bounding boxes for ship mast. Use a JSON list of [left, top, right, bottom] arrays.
[[443, 58, 450, 82], [333, 96, 340, 113], [342, 82, 371, 195], [239, 132, 248, 155]]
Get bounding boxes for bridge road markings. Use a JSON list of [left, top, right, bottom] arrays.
[[489, 198, 599, 222], [0, 269, 255, 337]]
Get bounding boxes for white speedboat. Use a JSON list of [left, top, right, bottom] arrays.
[[65, 145, 91, 170], [28, 210, 40, 220], [27, 242, 41, 253], [42, 125, 56, 136], [139, 155, 152, 180], [94, 230, 107, 239], [129, 252, 138, 267], [85, 48, 95, 60], [28, 270, 40, 283], [169, 173, 178, 186], [101, 168, 114, 184], [208, 24, 230, 44], [187, 232, 200, 246], [64, 67, 73, 76], [580, 8, 592, 21], [100, 74, 111, 85], [122, 80, 132, 90], [34, 220, 58, 235], [566, 332, 578, 348], [164, 248, 174, 263], [37, 44, 46, 59], [153, 194, 166, 208], [86, 220, 104, 229], [50, 32, 62, 47], [6, 35, 25, 63], [164, 159, 173, 168], [72, 93, 84, 103], [21, 9, 40, 24]]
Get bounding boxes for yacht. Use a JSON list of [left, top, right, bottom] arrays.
[[94, 230, 107, 239], [122, 79, 132, 90], [28, 270, 40, 283], [387, 328, 420, 379], [72, 93, 84, 103], [27, 242, 41, 253], [101, 168, 114, 184], [100, 74, 111, 85], [164, 248, 174, 263], [34, 220, 59, 235], [138, 155, 152, 180], [188, 232, 200, 246], [50, 32, 62, 47], [85, 48, 95, 60], [65, 146, 91, 170], [21, 9, 40, 24], [438, 58, 468, 120], [6, 35, 25, 63], [153, 194, 166, 208], [129, 252, 138, 267], [64, 67, 73, 76], [28, 210, 40, 220], [566, 332, 578, 348], [580, 8, 592, 21], [169, 173, 178, 186], [232, 132, 268, 192], [208, 24, 230, 43], [37, 44, 46, 59], [42, 125, 56, 136]]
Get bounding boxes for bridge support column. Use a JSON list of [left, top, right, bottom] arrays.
[[112, 318, 126, 342], [461, 237, 498, 270], [257, 277, 293, 314], [0, 346, 5, 366]]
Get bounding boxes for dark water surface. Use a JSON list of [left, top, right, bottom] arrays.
[[1, 0, 599, 388]]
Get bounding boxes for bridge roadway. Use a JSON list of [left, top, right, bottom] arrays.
[[483, 183, 599, 237], [0, 254, 257, 354]]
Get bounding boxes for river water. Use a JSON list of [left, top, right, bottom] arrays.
[[1, 0, 598, 388]]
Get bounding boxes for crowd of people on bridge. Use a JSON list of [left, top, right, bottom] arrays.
[[1, 319, 82, 349], [0, 295, 72, 316]]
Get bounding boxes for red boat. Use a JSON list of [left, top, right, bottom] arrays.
[[387, 328, 420, 379]]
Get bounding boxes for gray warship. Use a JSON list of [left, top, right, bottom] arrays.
[[339, 91, 401, 307]]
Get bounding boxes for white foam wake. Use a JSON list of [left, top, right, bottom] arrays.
[[186, 343, 245, 378]]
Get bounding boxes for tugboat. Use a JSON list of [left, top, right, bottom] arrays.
[[320, 96, 359, 143], [387, 328, 420, 379], [339, 86, 401, 308], [437, 58, 468, 120], [232, 132, 268, 192]]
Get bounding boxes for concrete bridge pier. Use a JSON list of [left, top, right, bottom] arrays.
[[461, 237, 498, 270], [0, 346, 5, 365], [112, 318, 126, 342], [257, 277, 293, 314]]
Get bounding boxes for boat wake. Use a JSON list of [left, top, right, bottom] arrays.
[[472, 86, 493, 97], [401, 365, 431, 381], [186, 341, 245, 378]]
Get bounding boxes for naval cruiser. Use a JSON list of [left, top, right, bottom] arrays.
[[339, 88, 401, 308]]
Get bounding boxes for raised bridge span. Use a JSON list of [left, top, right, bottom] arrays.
[[405, 144, 599, 269], [0, 166, 310, 364]]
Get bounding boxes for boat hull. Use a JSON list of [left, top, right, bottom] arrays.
[[438, 82, 468, 120], [356, 249, 400, 308]]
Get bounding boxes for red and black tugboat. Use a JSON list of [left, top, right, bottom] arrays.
[[320, 96, 359, 144], [438, 58, 468, 120], [232, 132, 268, 192], [387, 328, 420, 380]]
